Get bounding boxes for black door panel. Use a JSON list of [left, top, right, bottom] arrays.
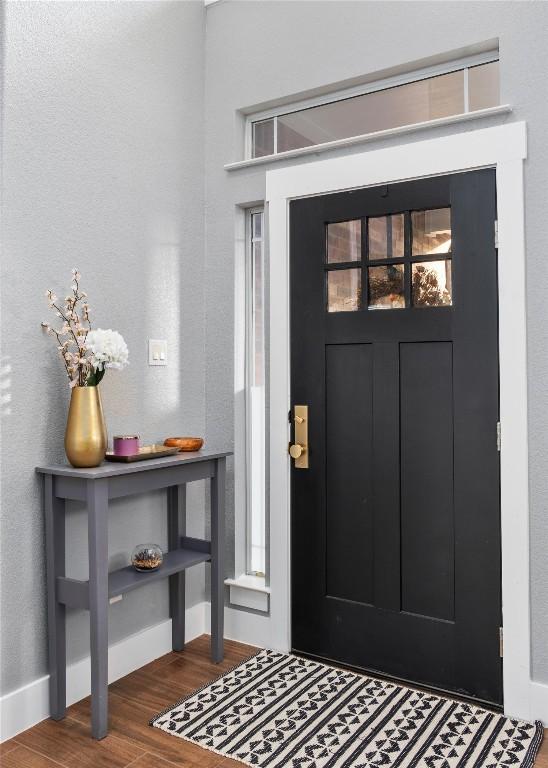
[[290, 170, 502, 705]]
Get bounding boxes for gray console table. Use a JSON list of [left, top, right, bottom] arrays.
[[36, 448, 230, 740]]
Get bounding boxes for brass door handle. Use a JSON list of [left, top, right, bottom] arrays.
[[290, 405, 309, 468], [289, 443, 306, 459]]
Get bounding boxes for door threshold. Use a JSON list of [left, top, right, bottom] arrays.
[[292, 647, 503, 714]]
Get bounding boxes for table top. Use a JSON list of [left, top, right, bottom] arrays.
[[36, 447, 232, 479]]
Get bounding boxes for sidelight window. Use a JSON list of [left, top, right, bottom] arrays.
[[229, 207, 270, 610], [246, 210, 266, 576], [326, 207, 453, 312]]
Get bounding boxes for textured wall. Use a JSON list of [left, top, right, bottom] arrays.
[[0, 1, 206, 694], [203, 1, 548, 682]]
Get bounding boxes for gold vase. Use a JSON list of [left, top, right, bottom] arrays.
[[65, 386, 107, 468]]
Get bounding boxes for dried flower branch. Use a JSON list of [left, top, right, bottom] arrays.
[[41, 270, 129, 387]]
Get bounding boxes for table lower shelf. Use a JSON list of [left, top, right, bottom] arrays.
[[56, 536, 211, 610]]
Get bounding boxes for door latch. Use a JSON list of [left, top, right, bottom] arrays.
[[289, 405, 309, 469]]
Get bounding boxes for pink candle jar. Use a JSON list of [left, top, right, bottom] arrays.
[[113, 435, 140, 456]]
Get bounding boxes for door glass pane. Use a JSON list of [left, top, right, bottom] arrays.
[[468, 61, 500, 111], [276, 71, 464, 152], [412, 260, 452, 306], [368, 214, 405, 260], [327, 220, 361, 263], [253, 210, 263, 239], [252, 119, 274, 158], [327, 269, 361, 312], [412, 208, 451, 256], [368, 264, 405, 309], [249, 212, 266, 574]]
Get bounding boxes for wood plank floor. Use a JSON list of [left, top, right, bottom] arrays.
[[3, 635, 546, 767]]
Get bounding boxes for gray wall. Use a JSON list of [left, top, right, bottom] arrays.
[[1, 0, 206, 694], [203, 1, 548, 683]]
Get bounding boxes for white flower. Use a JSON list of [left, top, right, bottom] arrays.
[[86, 329, 129, 372]]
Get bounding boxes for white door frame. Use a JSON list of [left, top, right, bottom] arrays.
[[266, 122, 532, 720]]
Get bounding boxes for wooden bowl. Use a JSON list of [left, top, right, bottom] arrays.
[[164, 437, 204, 452]]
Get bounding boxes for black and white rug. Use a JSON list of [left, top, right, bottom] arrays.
[[151, 649, 543, 767]]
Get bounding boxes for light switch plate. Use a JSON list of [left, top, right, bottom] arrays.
[[148, 339, 167, 366]]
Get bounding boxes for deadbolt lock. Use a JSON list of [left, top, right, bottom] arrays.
[[290, 405, 309, 468]]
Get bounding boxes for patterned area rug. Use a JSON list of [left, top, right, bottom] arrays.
[[151, 649, 543, 767]]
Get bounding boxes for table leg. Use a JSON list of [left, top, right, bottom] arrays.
[[45, 474, 66, 720], [210, 457, 225, 663], [87, 478, 109, 740], [168, 484, 186, 651]]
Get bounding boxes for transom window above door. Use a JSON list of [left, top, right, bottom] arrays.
[[249, 56, 499, 159], [326, 207, 452, 312]]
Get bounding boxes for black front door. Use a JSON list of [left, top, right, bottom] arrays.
[[290, 170, 502, 706]]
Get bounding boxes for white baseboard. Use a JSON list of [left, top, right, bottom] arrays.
[[0, 601, 207, 742], [211, 603, 272, 649], [530, 680, 548, 726], [0, 600, 271, 742]]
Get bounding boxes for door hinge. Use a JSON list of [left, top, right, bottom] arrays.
[[497, 421, 501, 452], [499, 626, 504, 658], [494, 220, 499, 249]]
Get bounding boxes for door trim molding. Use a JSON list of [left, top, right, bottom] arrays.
[[266, 122, 533, 720]]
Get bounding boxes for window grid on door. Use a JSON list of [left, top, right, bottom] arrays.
[[325, 207, 452, 312]]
